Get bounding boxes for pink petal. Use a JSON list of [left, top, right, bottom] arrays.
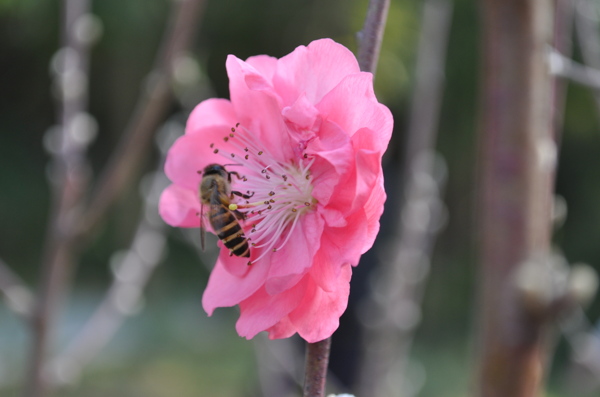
[[264, 211, 324, 294], [311, 212, 368, 292], [226, 55, 294, 162], [282, 93, 321, 133], [320, 129, 381, 216], [361, 172, 386, 254], [216, 243, 252, 277], [307, 120, 354, 206], [165, 127, 243, 190], [186, 98, 236, 134], [273, 39, 360, 106], [236, 277, 308, 340], [202, 254, 270, 315], [159, 184, 200, 227], [316, 73, 393, 152], [245, 54, 278, 82], [266, 315, 297, 340], [289, 264, 352, 343]]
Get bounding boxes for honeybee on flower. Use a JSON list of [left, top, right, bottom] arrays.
[[160, 38, 393, 343]]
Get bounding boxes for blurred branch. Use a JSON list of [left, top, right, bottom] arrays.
[[49, 150, 169, 386], [550, 49, 600, 90], [0, 258, 34, 320], [25, 0, 95, 395], [476, 0, 557, 396], [357, 0, 390, 73], [357, 2, 452, 396], [24, 1, 205, 396], [77, 0, 206, 240]]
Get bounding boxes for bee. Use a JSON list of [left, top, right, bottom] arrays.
[[199, 164, 252, 258]]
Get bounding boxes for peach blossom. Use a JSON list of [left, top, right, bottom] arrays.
[[159, 39, 393, 342]]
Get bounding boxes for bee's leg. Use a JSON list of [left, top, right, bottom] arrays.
[[233, 209, 247, 220], [231, 190, 254, 200], [229, 171, 243, 180]]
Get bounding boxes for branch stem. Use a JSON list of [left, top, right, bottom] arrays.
[[357, 0, 390, 73], [77, 0, 205, 240], [303, 338, 332, 397]]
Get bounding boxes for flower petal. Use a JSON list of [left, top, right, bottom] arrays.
[[266, 315, 297, 339], [186, 98, 237, 134], [165, 127, 243, 190], [311, 211, 368, 293], [362, 172, 386, 254], [289, 264, 352, 343], [159, 184, 200, 227], [226, 55, 294, 161], [202, 255, 270, 315], [264, 211, 324, 294], [236, 278, 308, 340], [316, 73, 393, 151], [307, 120, 354, 206], [245, 54, 278, 82], [273, 38, 360, 106]]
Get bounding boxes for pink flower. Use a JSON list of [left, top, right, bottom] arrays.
[[159, 39, 392, 343]]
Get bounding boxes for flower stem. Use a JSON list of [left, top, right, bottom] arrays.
[[357, 0, 391, 74], [303, 337, 332, 397]]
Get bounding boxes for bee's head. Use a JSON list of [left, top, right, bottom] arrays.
[[202, 163, 229, 178]]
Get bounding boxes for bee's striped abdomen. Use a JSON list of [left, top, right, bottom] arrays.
[[210, 205, 250, 258]]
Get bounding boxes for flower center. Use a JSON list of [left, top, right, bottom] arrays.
[[209, 123, 316, 263]]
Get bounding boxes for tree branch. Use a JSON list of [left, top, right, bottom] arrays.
[[357, 2, 452, 396], [476, 0, 557, 396], [24, 0, 95, 395], [76, 0, 206, 240], [303, 338, 332, 397], [357, 0, 391, 74]]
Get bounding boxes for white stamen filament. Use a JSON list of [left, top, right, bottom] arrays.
[[210, 123, 316, 264]]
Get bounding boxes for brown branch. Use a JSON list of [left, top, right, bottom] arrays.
[[24, 0, 94, 395], [357, 0, 391, 74], [303, 338, 332, 397], [357, 2, 452, 396], [476, 0, 557, 396], [50, 171, 167, 384], [76, 0, 206, 240]]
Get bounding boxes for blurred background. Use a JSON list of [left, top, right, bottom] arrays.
[[1, 0, 600, 396]]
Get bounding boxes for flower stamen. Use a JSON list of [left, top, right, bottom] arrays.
[[209, 123, 316, 264]]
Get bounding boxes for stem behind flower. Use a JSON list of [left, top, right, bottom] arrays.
[[303, 338, 332, 397]]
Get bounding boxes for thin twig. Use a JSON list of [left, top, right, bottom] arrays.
[[357, 2, 452, 396], [550, 49, 600, 90], [49, 157, 169, 386], [357, 0, 391, 73], [77, 0, 206, 240], [24, 0, 94, 395], [300, 2, 392, 394], [0, 258, 34, 320], [303, 338, 332, 397]]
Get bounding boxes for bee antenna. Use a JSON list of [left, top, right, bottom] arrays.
[[222, 163, 242, 168]]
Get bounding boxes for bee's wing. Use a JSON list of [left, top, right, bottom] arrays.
[[200, 201, 206, 251]]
